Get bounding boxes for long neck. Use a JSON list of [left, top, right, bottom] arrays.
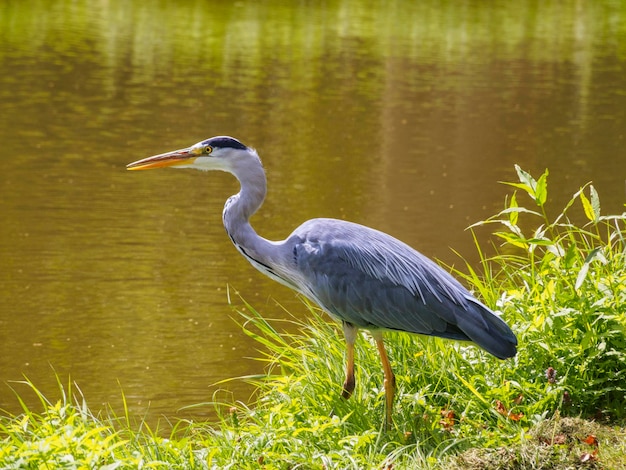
[[221, 157, 299, 291], [222, 158, 271, 260]]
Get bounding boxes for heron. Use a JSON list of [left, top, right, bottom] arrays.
[[127, 136, 517, 428]]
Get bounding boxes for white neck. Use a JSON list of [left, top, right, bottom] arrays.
[[219, 151, 301, 292], [222, 155, 271, 263]]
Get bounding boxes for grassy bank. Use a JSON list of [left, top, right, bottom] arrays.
[[1, 167, 625, 469]]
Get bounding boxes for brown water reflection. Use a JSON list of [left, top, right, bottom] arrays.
[[0, 0, 625, 426]]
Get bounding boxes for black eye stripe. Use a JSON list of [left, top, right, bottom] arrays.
[[201, 136, 247, 150]]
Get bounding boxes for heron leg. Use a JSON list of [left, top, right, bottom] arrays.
[[372, 331, 395, 429], [341, 322, 358, 399]]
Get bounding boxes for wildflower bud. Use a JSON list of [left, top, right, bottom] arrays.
[[545, 367, 557, 384], [563, 391, 571, 405]]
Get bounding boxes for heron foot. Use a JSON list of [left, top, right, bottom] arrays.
[[341, 322, 357, 400], [341, 375, 355, 399]]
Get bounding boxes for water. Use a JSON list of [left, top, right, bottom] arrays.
[[0, 0, 624, 426]]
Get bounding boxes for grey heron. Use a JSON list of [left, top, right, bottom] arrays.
[[127, 136, 517, 428]]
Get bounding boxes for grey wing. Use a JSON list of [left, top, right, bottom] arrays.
[[289, 219, 517, 359]]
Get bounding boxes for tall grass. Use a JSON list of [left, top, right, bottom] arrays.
[[1, 166, 624, 469], [458, 166, 626, 421], [0, 376, 207, 468]]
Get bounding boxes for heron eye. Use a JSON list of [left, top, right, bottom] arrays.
[[204, 145, 213, 154]]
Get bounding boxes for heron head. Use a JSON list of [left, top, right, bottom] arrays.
[[126, 136, 253, 172]]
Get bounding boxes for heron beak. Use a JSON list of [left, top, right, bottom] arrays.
[[126, 148, 198, 171]]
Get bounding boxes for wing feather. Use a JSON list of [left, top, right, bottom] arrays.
[[287, 218, 517, 358]]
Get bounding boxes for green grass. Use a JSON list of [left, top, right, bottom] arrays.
[[1, 166, 625, 469]]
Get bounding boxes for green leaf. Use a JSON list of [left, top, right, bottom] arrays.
[[575, 262, 590, 290], [584, 247, 606, 264], [510, 166, 548, 207], [535, 169, 549, 206], [563, 243, 577, 268], [501, 181, 534, 195], [590, 185, 601, 220], [499, 219, 524, 237], [515, 164, 537, 190], [575, 248, 605, 290], [546, 243, 565, 257], [526, 238, 553, 246], [509, 192, 519, 226], [497, 207, 543, 218], [494, 231, 528, 249], [580, 190, 595, 222], [580, 329, 595, 351]]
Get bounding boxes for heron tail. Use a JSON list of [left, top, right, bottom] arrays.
[[457, 298, 518, 359]]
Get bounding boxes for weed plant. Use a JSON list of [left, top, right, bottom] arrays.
[[459, 166, 626, 422], [1, 167, 624, 469]]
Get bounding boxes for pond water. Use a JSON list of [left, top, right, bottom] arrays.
[[0, 0, 625, 426]]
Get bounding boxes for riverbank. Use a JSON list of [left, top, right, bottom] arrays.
[[2, 168, 625, 469]]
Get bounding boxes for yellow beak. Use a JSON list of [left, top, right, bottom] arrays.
[[126, 148, 197, 171]]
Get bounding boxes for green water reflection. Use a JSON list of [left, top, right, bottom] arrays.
[[0, 0, 624, 425]]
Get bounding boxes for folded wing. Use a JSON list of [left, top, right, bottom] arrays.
[[290, 218, 517, 359]]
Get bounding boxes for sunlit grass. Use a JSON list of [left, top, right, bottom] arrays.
[[1, 166, 625, 468]]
